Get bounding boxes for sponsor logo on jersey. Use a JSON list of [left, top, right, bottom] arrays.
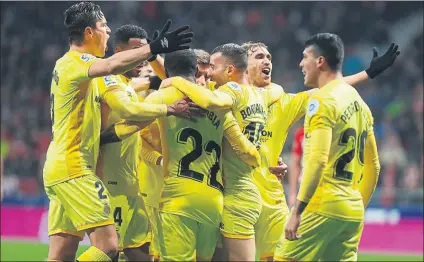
[[227, 82, 241, 91], [80, 53, 95, 62], [104, 76, 117, 87], [104, 204, 111, 216], [307, 98, 319, 116]]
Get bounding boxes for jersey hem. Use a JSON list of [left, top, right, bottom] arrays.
[[48, 229, 84, 240], [221, 232, 254, 239], [312, 210, 364, 222], [76, 219, 114, 231]]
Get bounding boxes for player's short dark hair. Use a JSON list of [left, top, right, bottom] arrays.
[[64, 2, 104, 45], [211, 43, 248, 71], [194, 49, 210, 65], [304, 33, 344, 72], [193, 49, 210, 66], [165, 49, 197, 78], [114, 24, 148, 46], [241, 41, 269, 55]]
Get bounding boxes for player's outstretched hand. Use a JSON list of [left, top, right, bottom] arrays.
[[149, 20, 194, 55], [269, 157, 288, 181], [166, 97, 206, 120], [285, 213, 302, 241], [365, 43, 400, 79]]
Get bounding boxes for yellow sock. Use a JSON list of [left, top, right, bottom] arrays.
[[77, 246, 111, 261]]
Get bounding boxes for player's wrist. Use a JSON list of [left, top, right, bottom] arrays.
[[166, 104, 175, 116]]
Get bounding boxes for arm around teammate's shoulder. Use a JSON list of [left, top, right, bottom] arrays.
[[223, 112, 261, 167], [160, 77, 234, 111], [88, 45, 153, 78]]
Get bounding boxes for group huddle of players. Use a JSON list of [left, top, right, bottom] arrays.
[[43, 2, 401, 262]]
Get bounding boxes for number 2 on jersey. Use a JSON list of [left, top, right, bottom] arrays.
[[334, 128, 367, 181], [177, 128, 223, 192]]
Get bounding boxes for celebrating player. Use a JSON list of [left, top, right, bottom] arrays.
[[274, 33, 385, 261], [161, 43, 283, 261], [143, 49, 260, 261], [240, 40, 400, 261], [42, 1, 195, 260], [95, 24, 170, 261]]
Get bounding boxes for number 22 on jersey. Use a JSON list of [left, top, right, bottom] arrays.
[[177, 127, 223, 192]]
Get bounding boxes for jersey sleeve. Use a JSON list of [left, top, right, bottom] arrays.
[[139, 125, 162, 165], [358, 127, 380, 207], [170, 77, 234, 110], [70, 53, 98, 81], [223, 111, 261, 167], [217, 82, 243, 106], [281, 91, 309, 127], [100, 120, 152, 145], [306, 95, 337, 131], [100, 77, 168, 122], [263, 83, 284, 106], [297, 127, 332, 203]]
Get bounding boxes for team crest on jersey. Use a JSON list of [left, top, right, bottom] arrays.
[[227, 82, 241, 91], [307, 98, 319, 116], [80, 53, 95, 62], [104, 76, 117, 87]]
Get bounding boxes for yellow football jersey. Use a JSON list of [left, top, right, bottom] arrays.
[[143, 86, 232, 227], [97, 74, 140, 197], [218, 82, 270, 192], [253, 84, 309, 207], [43, 50, 100, 186], [303, 79, 374, 222], [138, 120, 164, 208]]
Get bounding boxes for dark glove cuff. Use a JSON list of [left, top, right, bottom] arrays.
[[365, 68, 379, 79], [147, 55, 158, 62], [149, 76, 162, 90]]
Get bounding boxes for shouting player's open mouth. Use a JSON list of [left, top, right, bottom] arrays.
[[261, 67, 271, 79]]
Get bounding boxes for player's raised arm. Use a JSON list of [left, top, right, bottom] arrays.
[[343, 43, 400, 86], [88, 20, 194, 78], [101, 76, 200, 122], [358, 127, 381, 208], [146, 30, 167, 80], [223, 111, 261, 167], [162, 77, 234, 111]]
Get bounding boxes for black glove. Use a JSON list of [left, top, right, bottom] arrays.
[[149, 19, 194, 55], [147, 30, 160, 62], [365, 43, 400, 79], [149, 75, 162, 90]]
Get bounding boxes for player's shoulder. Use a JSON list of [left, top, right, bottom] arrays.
[[222, 81, 243, 92], [307, 90, 337, 117], [63, 50, 97, 66], [98, 74, 121, 88]]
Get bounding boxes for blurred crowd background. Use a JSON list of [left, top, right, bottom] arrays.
[[1, 1, 423, 209]]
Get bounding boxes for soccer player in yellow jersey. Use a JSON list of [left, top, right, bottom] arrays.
[[240, 40, 399, 261], [274, 33, 384, 261], [42, 2, 195, 260], [161, 43, 283, 261], [143, 49, 260, 261], [96, 25, 170, 261]]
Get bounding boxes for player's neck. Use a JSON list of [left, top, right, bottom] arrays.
[[69, 44, 95, 56], [317, 71, 343, 89]]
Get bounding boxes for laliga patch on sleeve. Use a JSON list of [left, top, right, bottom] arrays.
[[227, 82, 241, 91], [103, 76, 117, 87], [80, 53, 95, 62], [307, 98, 319, 116]]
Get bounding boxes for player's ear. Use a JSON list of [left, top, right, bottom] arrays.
[[316, 56, 325, 68], [85, 26, 93, 39], [115, 45, 122, 53], [226, 65, 235, 76]]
